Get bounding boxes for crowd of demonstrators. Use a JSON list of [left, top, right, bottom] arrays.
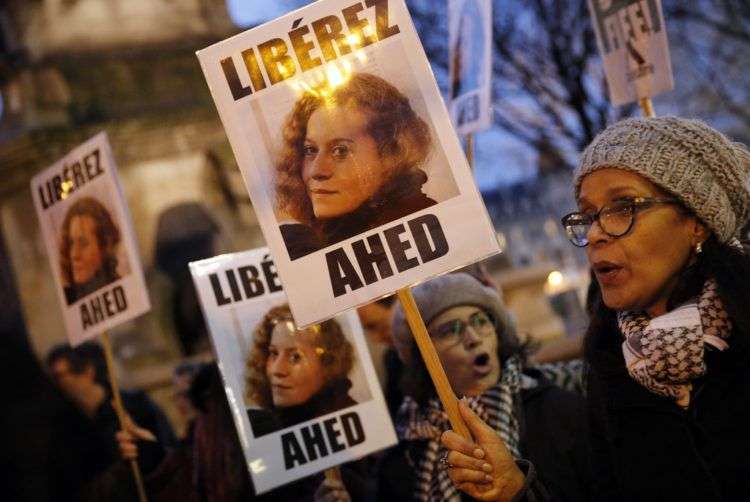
[[376, 273, 590, 501], [441, 116, 750, 501], [44, 342, 176, 501], [44, 117, 750, 501]]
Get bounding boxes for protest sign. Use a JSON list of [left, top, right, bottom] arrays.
[[190, 247, 397, 494], [448, 0, 493, 135], [197, 0, 500, 327], [30, 132, 150, 346], [588, 0, 674, 106]]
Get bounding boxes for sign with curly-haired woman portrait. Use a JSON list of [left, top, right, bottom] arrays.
[[197, 0, 500, 327], [190, 247, 396, 493], [30, 133, 150, 346]]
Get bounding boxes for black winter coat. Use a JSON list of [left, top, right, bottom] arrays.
[[376, 373, 591, 501], [586, 322, 750, 501]]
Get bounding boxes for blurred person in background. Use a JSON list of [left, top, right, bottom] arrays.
[[45, 341, 175, 500], [357, 295, 405, 416], [441, 117, 750, 501], [172, 360, 204, 442], [116, 362, 358, 502]]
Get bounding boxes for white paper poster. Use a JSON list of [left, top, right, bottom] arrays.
[[190, 248, 397, 494], [30, 132, 150, 346], [448, 0, 493, 134], [588, 0, 674, 106], [197, 0, 500, 327]]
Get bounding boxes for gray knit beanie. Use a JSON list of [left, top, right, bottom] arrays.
[[574, 116, 750, 243], [392, 273, 516, 364]]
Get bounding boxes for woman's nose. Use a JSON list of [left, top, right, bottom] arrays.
[[308, 154, 334, 181], [462, 326, 482, 347], [586, 218, 610, 246], [270, 357, 289, 376]]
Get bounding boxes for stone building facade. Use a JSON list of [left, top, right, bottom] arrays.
[[0, 0, 265, 430]]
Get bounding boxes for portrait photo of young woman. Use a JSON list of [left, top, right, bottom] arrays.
[[58, 196, 125, 305], [274, 71, 458, 261], [245, 304, 364, 437]]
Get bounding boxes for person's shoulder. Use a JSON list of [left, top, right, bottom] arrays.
[[279, 222, 320, 260], [247, 407, 282, 437]]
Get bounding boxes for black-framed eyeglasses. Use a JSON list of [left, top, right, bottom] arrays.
[[429, 311, 495, 348], [561, 197, 679, 247]]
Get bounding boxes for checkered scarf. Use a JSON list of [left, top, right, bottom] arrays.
[[395, 356, 523, 502], [617, 278, 731, 407]]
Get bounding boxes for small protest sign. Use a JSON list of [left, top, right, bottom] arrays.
[[30, 132, 150, 346], [196, 0, 500, 327], [448, 0, 493, 135], [588, 0, 674, 106], [190, 247, 397, 494]]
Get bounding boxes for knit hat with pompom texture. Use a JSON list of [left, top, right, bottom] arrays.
[[575, 116, 750, 243]]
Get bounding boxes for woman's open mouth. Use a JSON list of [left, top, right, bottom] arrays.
[[472, 352, 493, 377], [593, 261, 624, 286]]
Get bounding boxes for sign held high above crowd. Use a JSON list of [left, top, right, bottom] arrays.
[[448, 0, 493, 135], [30, 133, 150, 346], [588, 0, 674, 107], [197, 0, 499, 328]]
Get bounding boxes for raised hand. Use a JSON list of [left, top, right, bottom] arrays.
[[440, 400, 525, 502], [115, 413, 156, 461]]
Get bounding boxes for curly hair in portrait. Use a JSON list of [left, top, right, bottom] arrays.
[[246, 304, 354, 408], [275, 72, 432, 226], [59, 196, 121, 287]]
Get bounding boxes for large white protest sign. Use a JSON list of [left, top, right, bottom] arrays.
[[190, 248, 396, 494], [197, 0, 500, 327], [30, 132, 150, 346], [588, 0, 674, 106], [449, 0, 493, 134]]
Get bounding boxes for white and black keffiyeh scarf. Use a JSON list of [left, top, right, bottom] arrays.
[[618, 278, 731, 407], [395, 356, 525, 502]]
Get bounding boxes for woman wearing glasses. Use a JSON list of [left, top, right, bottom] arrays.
[[377, 273, 590, 501], [441, 117, 750, 501]]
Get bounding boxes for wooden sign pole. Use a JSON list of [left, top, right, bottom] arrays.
[[324, 466, 342, 483], [396, 288, 471, 439], [466, 133, 475, 170], [639, 97, 655, 118], [101, 333, 149, 502]]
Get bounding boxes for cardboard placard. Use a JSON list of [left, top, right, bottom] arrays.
[[190, 248, 397, 493], [197, 0, 500, 327], [449, 0, 493, 134], [588, 0, 674, 106], [30, 132, 150, 346]]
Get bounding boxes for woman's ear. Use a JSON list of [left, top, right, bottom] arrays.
[[691, 218, 709, 248]]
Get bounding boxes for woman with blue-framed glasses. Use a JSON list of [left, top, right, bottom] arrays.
[[441, 117, 750, 501]]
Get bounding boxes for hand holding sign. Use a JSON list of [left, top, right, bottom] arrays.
[[441, 401, 525, 501]]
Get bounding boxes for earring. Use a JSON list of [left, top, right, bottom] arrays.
[[695, 241, 703, 255]]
